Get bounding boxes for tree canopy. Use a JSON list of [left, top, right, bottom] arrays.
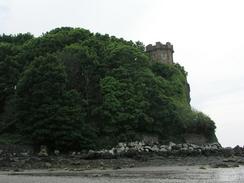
[[0, 27, 217, 150]]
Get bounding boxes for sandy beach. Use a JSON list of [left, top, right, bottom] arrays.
[[1, 165, 244, 183]]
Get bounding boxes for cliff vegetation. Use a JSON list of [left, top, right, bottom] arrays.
[[0, 27, 217, 150]]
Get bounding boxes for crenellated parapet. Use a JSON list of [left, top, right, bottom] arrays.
[[146, 42, 174, 64]]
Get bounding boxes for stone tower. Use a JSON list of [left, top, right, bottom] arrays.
[[146, 42, 174, 64]]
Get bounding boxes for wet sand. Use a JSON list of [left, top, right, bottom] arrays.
[[1, 165, 244, 183]]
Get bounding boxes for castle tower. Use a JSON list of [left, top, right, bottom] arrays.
[[146, 42, 174, 64]]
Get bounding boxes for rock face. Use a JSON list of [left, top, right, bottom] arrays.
[[184, 134, 208, 145]]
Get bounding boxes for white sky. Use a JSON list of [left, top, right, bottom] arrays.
[[1, 0, 244, 147]]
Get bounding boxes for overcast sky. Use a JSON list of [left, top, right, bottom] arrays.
[[1, 0, 243, 147]]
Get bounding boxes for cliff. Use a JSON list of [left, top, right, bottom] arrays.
[[0, 27, 217, 150]]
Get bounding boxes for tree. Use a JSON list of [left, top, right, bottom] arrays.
[[15, 54, 87, 150], [0, 27, 217, 148]]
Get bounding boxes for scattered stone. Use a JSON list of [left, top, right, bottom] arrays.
[[100, 166, 106, 170], [237, 159, 244, 164], [232, 163, 240, 167], [72, 161, 81, 165], [199, 166, 206, 169], [211, 163, 229, 168], [169, 142, 176, 147], [54, 150, 60, 156], [44, 162, 52, 168], [159, 148, 168, 152], [113, 166, 121, 170], [20, 152, 29, 157], [221, 147, 234, 157], [118, 142, 126, 148], [13, 168, 20, 172], [100, 161, 104, 166], [223, 157, 237, 162], [2, 141, 244, 171], [101, 152, 114, 159], [211, 162, 239, 168], [233, 145, 243, 156], [38, 146, 48, 157], [48, 168, 55, 171]]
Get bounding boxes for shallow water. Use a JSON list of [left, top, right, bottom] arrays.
[[1, 166, 244, 183]]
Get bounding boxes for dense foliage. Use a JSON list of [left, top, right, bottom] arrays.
[[0, 27, 217, 150]]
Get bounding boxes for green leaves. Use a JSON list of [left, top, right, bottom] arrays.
[[0, 27, 217, 149], [15, 54, 88, 150]]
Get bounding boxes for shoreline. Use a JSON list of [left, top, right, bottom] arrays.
[[0, 154, 243, 172], [1, 157, 244, 183], [1, 164, 244, 183], [1, 142, 244, 172], [1, 164, 242, 177]]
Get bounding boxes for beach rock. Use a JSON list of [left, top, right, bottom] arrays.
[[151, 145, 159, 152], [113, 166, 121, 170], [118, 142, 126, 148], [124, 149, 139, 158], [180, 147, 189, 155], [221, 147, 234, 157], [190, 144, 199, 149], [169, 142, 176, 147], [86, 150, 98, 159], [223, 157, 237, 162], [144, 146, 153, 152], [54, 150, 60, 156], [168, 146, 172, 151], [44, 162, 52, 168], [13, 168, 21, 172], [20, 152, 29, 157], [172, 144, 181, 150], [211, 162, 239, 168], [211, 163, 229, 168], [233, 145, 243, 156], [237, 159, 244, 164], [109, 149, 115, 155], [116, 146, 126, 154], [231, 163, 240, 167], [101, 152, 114, 159], [38, 146, 48, 157], [159, 147, 168, 152], [71, 161, 81, 165], [211, 144, 219, 151], [182, 144, 189, 149], [128, 141, 138, 147]]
